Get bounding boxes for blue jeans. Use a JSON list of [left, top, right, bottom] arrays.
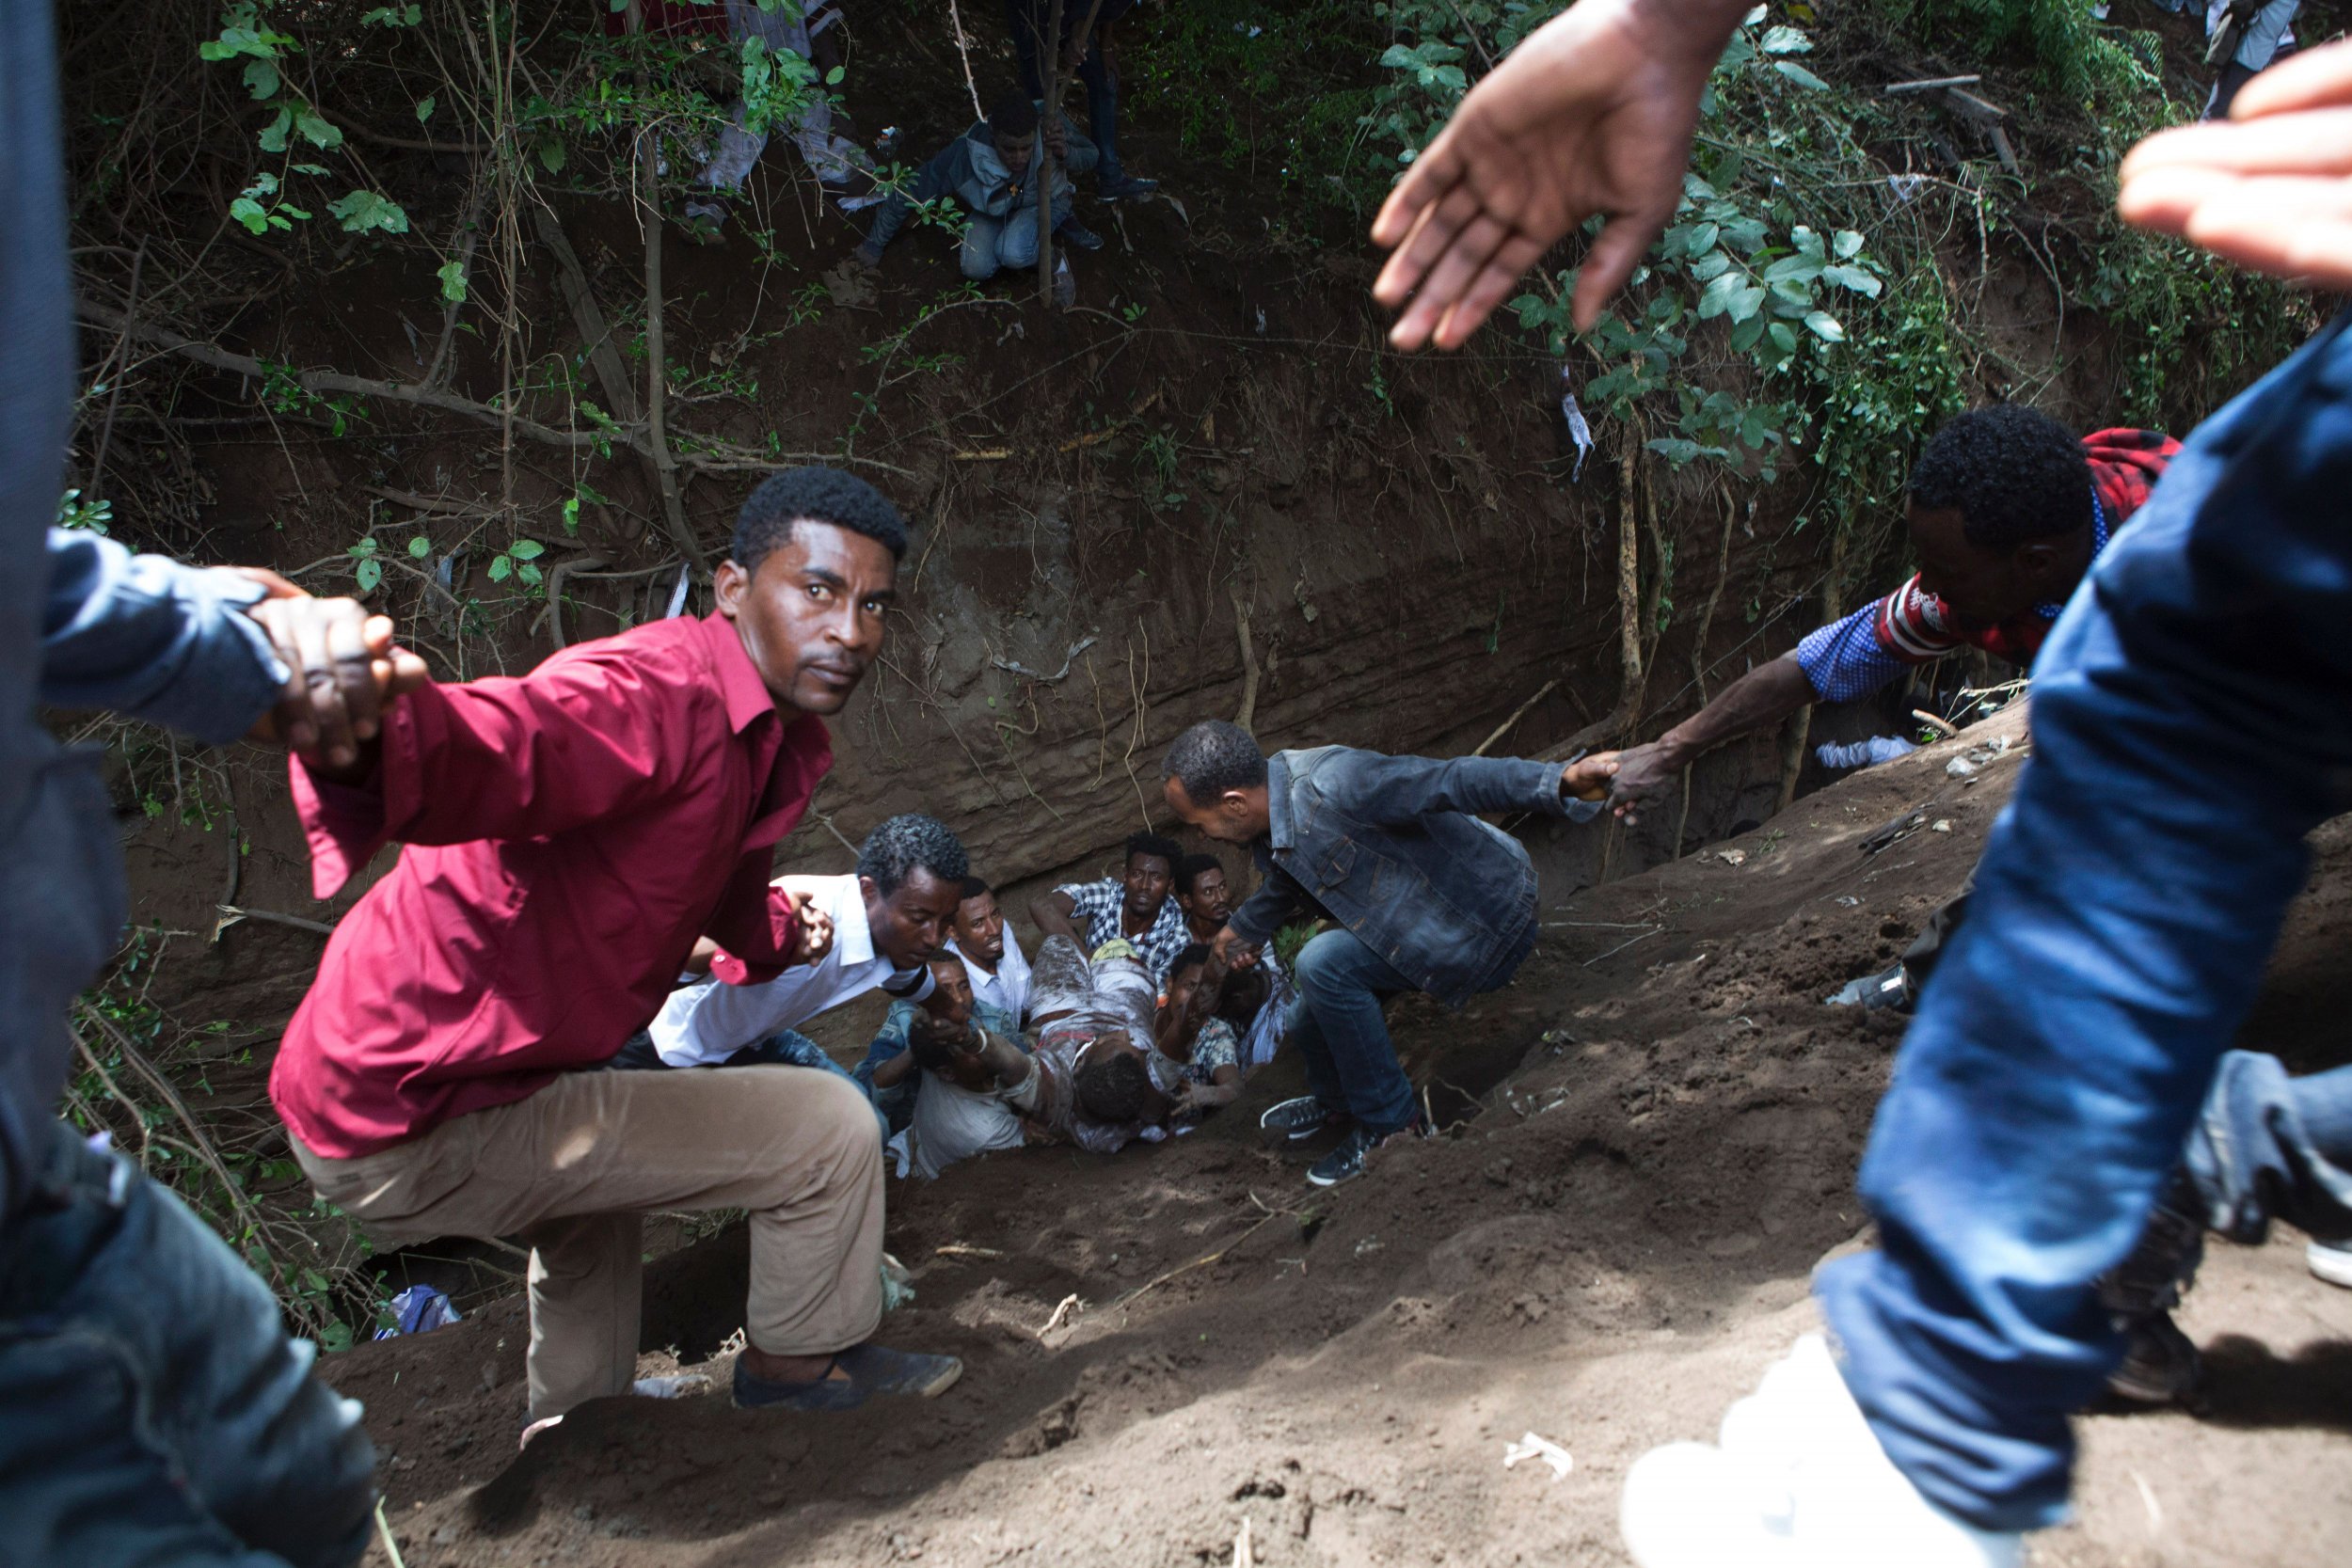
[[2185, 1052, 2352, 1243], [960, 192, 1073, 280], [0, 1122, 375, 1567], [1816, 313, 2352, 1532], [851, 1036, 919, 1136], [1006, 2, 1130, 182], [1289, 928, 1418, 1135]]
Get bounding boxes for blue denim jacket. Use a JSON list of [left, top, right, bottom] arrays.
[[1, 0, 284, 1221], [1226, 746, 1601, 1007]]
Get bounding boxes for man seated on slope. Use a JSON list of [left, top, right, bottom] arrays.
[[949, 875, 1032, 1023], [851, 90, 1101, 288], [1029, 829, 1191, 981], [1154, 942, 1246, 1117]]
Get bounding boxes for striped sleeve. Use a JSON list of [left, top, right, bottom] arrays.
[[1793, 578, 1962, 704]]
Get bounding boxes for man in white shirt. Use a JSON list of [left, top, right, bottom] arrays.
[[628, 815, 967, 1069], [948, 876, 1031, 1023]]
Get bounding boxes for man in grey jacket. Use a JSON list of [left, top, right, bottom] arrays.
[[1160, 720, 1616, 1186], [851, 91, 1101, 284]]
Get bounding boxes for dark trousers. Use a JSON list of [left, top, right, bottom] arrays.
[[1005, 0, 1127, 182], [0, 1121, 376, 1567]]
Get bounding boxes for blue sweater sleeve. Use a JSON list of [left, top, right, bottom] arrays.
[[40, 530, 286, 743]]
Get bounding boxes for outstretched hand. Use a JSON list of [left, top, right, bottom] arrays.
[[1605, 738, 1683, 824], [2119, 40, 2352, 287], [1561, 750, 1619, 801], [238, 568, 428, 768], [1371, 0, 1749, 349]]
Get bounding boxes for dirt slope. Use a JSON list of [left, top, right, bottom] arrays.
[[326, 703, 2352, 1568]]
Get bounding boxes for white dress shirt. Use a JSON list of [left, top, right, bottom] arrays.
[[952, 928, 1032, 1024], [648, 874, 934, 1067]]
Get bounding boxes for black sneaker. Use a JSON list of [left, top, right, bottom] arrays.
[[1306, 1118, 1425, 1188], [2107, 1310, 2202, 1403], [1097, 172, 1159, 202], [1261, 1095, 1347, 1142], [1057, 217, 1104, 251]]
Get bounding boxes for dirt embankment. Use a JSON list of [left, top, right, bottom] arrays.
[[324, 704, 2352, 1568]]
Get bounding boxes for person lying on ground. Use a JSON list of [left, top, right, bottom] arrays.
[[1603, 404, 2177, 824], [851, 89, 1103, 284], [2096, 1049, 2352, 1405], [896, 1006, 1038, 1180], [269, 466, 962, 1428], [1005, 0, 1159, 200], [1012, 934, 1182, 1153], [1175, 849, 1293, 1069], [950, 874, 1032, 1023], [680, 0, 870, 242], [1030, 828, 1191, 981], [627, 813, 965, 1070], [1155, 942, 1246, 1117], [1159, 720, 1617, 1187], [857, 952, 1022, 1135], [1375, 8, 2352, 1561]]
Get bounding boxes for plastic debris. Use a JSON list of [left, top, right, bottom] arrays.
[[1930, 819, 1954, 833], [1887, 173, 1926, 203], [1817, 735, 1917, 769], [882, 1251, 917, 1311], [1717, 847, 1748, 867], [1945, 756, 1979, 778], [1559, 367, 1596, 483], [1502, 1431, 1575, 1479], [375, 1284, 461, 1339]]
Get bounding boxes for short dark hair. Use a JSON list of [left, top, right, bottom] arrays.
[[856, 814, 970, 897], [733, 466, 909, 574], [1162, 721, 1267, 802], [1169, 942, 1213, 977], [987, 91, 1039, 138], [1174, 852, 1223, 897], [1216, 965, 1267, 1026], [1124, 832, 1182, 872], [1073, 1050, 1152, 1123], [1908, 405, 2092, 550], [959, 875, 992, 901]]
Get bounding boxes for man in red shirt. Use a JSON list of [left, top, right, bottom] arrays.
[[270, 467, 961, 1423], [1605, 406, 2178, 819]]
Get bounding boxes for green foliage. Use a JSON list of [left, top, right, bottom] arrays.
[[199, 4, 408, 243], [56, 488, 113, 534]]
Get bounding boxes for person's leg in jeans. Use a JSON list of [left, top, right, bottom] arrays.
[[960, 214, 1006, 279], [1288, 928, 1416, 1134], [2184, 1051, 2352, 1243], [1077, 40, 1122, 185], [295, 1064, 893, 1421], [1809, 316, 2352, 1532], [0, 1124, 375, 1568]]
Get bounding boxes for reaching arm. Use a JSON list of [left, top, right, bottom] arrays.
[[1225, 863, 1310, 951], [1322, 750, 1605, 826], [862, 141, 963, 255], [1370, 0, 1755, 348], [1607, 653, 1818, 820], [1029, 888, 1086, 947]]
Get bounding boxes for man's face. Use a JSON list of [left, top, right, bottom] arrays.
[[865, 867, 961, 969], [1122, 851, 1174, 922], [952, 889, 1006, 966], [925, 958, 974, 1026], [1906, 501, 2074, 627], [993, 128, 1036, 177], [1178, 866, 1231, 926], [715, 520, 897, 715], [1161, 776, 1271, 845]]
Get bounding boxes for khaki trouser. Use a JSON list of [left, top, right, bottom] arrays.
[[293, 1065, 883, 1422]]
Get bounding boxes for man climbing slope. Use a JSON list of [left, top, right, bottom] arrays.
[[1159, 720, 1616, 1186]]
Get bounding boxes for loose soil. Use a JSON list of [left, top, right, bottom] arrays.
[[327, 703, 2352, 1568]]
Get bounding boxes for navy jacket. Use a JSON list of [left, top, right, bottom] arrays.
[[1226, 746, 1602, 1008]]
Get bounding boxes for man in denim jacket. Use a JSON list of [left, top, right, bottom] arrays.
[[1160, 720, 1615, 1186]]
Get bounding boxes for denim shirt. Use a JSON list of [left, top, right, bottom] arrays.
[[1, 0, 285, 1221], [1226, 746, 1602, 1008]]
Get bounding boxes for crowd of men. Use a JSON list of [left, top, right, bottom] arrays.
[[7, 0, 2352, 1564]]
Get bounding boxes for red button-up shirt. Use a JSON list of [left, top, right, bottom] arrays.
[[269, 612, 829, 1158]]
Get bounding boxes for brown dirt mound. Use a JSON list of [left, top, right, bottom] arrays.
[[327, 703, 2352, 1567]]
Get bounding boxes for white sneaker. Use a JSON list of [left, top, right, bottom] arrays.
[[1621, 1335, 2024, 1568], [2309, 1240, 2352, 1289]]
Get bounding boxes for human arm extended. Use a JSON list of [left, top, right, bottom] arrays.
[[1370, 0, 1755, 348], [860, 140, 963, 259], [1607, 653, 1819, 821], [1028, 887, 1087, 947], [1320, 749, 1615, 827]]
